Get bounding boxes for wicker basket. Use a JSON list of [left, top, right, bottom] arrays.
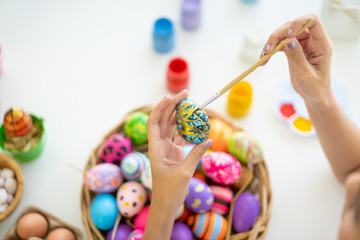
[[81, 105, 272, 240], [0, 153, 24, 222]]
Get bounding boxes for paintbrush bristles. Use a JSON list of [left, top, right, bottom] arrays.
[[219, 19, 316, 96]]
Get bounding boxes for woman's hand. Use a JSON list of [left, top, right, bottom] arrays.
[[261, 14, 333, 106]]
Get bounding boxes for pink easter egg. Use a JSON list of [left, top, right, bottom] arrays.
[[116, 181, 147, 218], [134, 205, 150, 230], [201, 152, 242, 185], [98, 133, 132, 165], [127, 229, 144, 240]]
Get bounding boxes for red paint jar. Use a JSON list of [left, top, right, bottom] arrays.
[[166, 57, 189, 93]]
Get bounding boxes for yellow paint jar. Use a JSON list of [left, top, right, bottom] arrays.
[[227, 81, 252, 118]]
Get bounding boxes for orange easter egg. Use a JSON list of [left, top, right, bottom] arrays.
[[3, 107, 33, 137], [208, 118, 234, 152]]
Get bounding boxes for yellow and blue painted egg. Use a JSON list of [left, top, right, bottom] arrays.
[[175, 99, 210, 144], [3, 107, 33, 137], [228, 131, 263, 164], [124, 112, 149, 145], [185, 177, 214, 213], [187, 211, 228, 240], [85, 163, 123, 193]]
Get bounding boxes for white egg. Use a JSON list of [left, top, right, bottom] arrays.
[[7, 194, 14, 204], [1, 168, 14, 179], [140, 167, 152, 191], [0, 188, 8, 204], [175, 203, 185, 220], [5, 178, 17, 195], [0, 177, 4, 187], [0, 203, 9, 213]]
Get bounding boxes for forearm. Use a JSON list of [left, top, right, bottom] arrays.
[[305, 93, 360, 182], [143, 197, 177, 240]]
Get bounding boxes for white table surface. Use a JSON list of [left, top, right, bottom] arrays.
[[1, 0, 360, 239]]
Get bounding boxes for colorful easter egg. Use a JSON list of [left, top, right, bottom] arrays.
[[193, 171, 206, 183], [201, 152, 242, 185], [127, 229, 144, 240], [90, 194, 118, 230], [3, 107, 33, 137], [177, 206, 192, 222], [134, 205, 150, 230], [175, 99, 210, 144], [187, 211, 228, 240], [185, 177, 214, 213], [140, 166, 152, 190], [228, 131, 263, 164], [98, 133, 132, 165], [233, 192, 260, 233], [124, 112, 149, 145], [85, 163, 123, 193], [116, 181, 147, 218], [210, 185, 233, 215], [106, 224, 133, 240], [171, 221, 192, 240], [208, 118, 234, 152], [175, 203, 185, 220], [121, 152, 150, 181]]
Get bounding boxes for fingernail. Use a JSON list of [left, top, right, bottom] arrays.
[[260, 50, 265, 57], [162, 95, 169, 101], [287, 28, 293, 36], [288, 39, 296, 49], [264, 43, 270, 51], [205, 139, 213, 148]]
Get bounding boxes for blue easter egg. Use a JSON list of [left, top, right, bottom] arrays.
[[183, 145, 201, 169], [90, 193, 118, 230]]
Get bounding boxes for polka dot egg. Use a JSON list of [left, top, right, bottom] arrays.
[[175, 99, 210, 144], [185, 177, 214, 213], [116, 181, 147, 218], [124, 112, 149, 145]]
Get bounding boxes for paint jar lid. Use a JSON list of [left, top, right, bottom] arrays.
[[181, 0, 201, 30]]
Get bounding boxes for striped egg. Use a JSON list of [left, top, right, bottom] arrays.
[[185, 177, 214, 213], [175, 99, 210, 144], [85, 163, 123, 193], [3, 107, 33, 137], [120, 152, 150, 180], [228, 131, 263, 164], [201, 152, 242, 185], [187, 211, 228, 240], [210, 185, 233, 215]]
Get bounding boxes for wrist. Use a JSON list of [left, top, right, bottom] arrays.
[[304, 90, 336, 112]]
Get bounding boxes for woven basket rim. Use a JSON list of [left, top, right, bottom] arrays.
[[81, 105, 273, 240]]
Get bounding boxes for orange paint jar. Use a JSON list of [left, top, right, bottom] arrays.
[[227, 81, 252, 118]]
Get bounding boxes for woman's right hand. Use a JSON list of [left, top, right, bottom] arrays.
[[261, 14, 333, 106]]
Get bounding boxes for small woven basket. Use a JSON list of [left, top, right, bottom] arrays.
[[0, 153, 24, 222], [81, 106, 272, 240]]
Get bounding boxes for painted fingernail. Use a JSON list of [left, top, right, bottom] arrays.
[[288, 39, 296, 49], [162, 95, 169, 101], [260, 50, 265, 57], [264, 43, 270, 51], [287, 28, 293, 36], [205, 139, 213, 148]]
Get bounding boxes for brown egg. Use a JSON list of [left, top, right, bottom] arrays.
[[47, 228, 76, 240], [16, 212, 48, 239]]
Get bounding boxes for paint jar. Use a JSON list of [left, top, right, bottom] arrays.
[[241, 0, 260, 4], [153, 18, 174, 53], [166, 57, 189, 93], [181, 0, 201, 30], [241, 28, 266, 63], [227, 81, 252, 118]]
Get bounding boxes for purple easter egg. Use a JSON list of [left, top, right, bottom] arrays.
[[171, 222, 192, 240], [233, 192, 260, 233], [85, 163, 123, 193], [98, 133, 132, 165], [106, 224, 133, 240], [185, 177, 214, 213]]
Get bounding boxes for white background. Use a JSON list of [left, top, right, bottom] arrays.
[[1, 0, 360, 239]]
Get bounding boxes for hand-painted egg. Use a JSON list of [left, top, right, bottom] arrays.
[[134, 205, 150, 230], [90, 193, 118, 230], [3, 107, 33, 137], [171, 221, 192, 240], [210, 185, 233, 215], [85, 163, 123, 193], [177, 206, 192, 222], [106, 224, 133, 240], [208, 118, 234, 152], [124, 112, 149, 145], [127, 229, 144, 240], [121, 152, 150, 181], [185, 177, 214, 213], [201, 152, 242, 185], [187, 211, 228, 240], [193, 171, 206, 183], [228, 131, 263, 164], [98, 133, 132, 165], [175, 99, 210, 144], [116, 181, 147, 218], [184, 145, 201, 169], [233, 192, 260, 233], [140, 167, 152, 190]]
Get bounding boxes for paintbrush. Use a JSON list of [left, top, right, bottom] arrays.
[[199, 18, 316, 109]]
